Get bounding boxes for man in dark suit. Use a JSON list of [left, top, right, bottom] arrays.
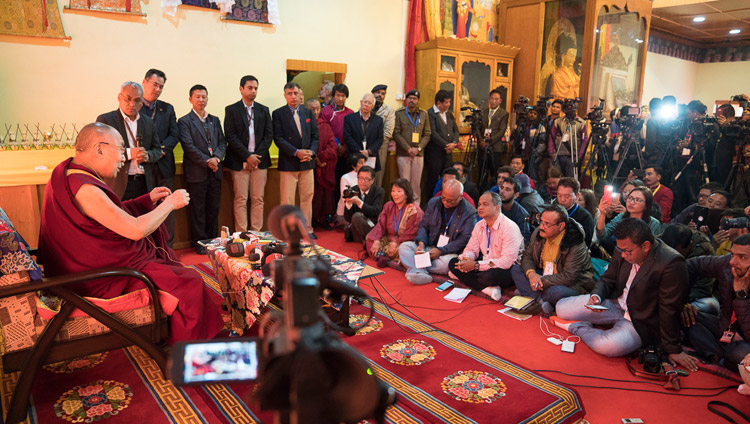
[[479, 88, 509, 182], [224, 75, 273, 232], [96, 82, 161, 200], [273, 82, 319, 235], [343, 92, 383, 174], [424, 89, 459, 205], [553, 218, 700, 371], [343, 166, 384, 243], [178, 84, 227, 254], [140, 69, 179, 246]]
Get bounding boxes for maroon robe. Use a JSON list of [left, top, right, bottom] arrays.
[[312, 118, 339, 223], [39, 158, 223, 344]]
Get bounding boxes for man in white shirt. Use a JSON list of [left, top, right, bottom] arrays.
[[553, 218, 699, 371], [448, 191, 524, 301]]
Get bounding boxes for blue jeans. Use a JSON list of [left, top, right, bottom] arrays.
[[398, 241, 455, 276], [556, 294, 642, 357], [510, 264, 580, 305]]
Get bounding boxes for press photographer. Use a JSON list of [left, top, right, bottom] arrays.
[[343, 165, 384, 243], [549, 97, 588, 179], [511, 95, 551, 183]]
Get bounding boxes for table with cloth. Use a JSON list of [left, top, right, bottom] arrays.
[[207, 232, 376, 335]]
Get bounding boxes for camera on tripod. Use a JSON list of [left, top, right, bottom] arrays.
[[732, 94, 750, 109], [562, 97, 582, 119], [461, 106, 482, 127], [615, 106, 644, 132], [342, 184, 361, 199]]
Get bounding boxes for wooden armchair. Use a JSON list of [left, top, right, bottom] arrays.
[[0, 208, 169, 424]]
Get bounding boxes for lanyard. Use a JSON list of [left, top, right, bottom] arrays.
[[444, 208, 457, 235], [652, 184, 661, 196], [406, 110, 420, 131], [394, 205, 404, 234], [489, 108, 497, 126], [361, 114, 370, 142], [568, 203, 579, 216], [123, 118, 138, 148], [486, 226, 491, 251]]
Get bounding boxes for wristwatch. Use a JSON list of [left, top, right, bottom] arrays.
[[474, 262, 480, 272], [736, 289, 749, 299]]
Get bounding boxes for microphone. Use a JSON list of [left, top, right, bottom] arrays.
[[268, 205, 308, 246]]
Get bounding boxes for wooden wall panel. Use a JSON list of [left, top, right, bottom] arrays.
[[504, 3, 542, 103]]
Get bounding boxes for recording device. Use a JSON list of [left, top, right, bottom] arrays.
[[342, 184, 361, 199], [171, 205, 396, 423], [460, 106, 482, 128], [732, 94, 749, 109], [632, 169, 646, 179], [691, 207, 724, 233], [585, 304, 608, 311], [436, 281, 454, 291], [169, 338, 260, 385], [637, 346, 664, 374], [721, 216, 750, 230], [226, 242, 246, 257], [562, 97, 582, 119]]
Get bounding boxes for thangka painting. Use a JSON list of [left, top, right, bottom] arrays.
[[68, 0, 143, 14], [0, 0, 68, 38], [424, 0, 500, 42], [591, 9, 647, 115], [539, 0, 586, 100], [225, 0, 269, 23]]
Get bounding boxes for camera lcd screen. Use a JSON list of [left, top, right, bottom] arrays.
[[181, 340, 259, 384]]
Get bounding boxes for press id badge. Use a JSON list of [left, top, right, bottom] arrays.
[[437, 235, 450, 248], [562, 133, 570, 142], [412, 132, 420, 144], [721, 330, 735, 343], [362, 141, 367, 151], [543, 261, 554, 276], [682, 148, 691, 157], [484, 128, 492, 138]]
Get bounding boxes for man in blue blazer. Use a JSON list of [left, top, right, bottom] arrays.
[[178, 84, 227, 253], [224, 75, 273, 232], [343, 92, 384, 173], [140, 69, 180, 246], [272, 82, 319, 235]]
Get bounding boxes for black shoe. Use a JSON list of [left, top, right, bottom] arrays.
[[309, 233, 318, 240], [195, 244, 207, 255]]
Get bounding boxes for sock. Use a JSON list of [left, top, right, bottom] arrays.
[[481, 286, 502, 301]]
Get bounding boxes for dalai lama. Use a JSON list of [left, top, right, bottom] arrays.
[[38, 122, 223, 344]]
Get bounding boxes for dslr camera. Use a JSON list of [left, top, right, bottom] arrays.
[[721, 216, 750, 230], [637, 346, 664, 374], [342, 185, 361, 199]]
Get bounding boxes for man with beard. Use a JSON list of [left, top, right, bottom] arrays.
[[497, 176, 530, 243]]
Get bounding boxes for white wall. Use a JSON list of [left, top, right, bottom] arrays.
[[0, 1, 406, 128], [642, 51, 750, 110]]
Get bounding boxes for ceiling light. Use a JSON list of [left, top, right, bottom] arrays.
[[730, 29, 741, 35], [692, 16, 705, 23], [635, 38, 644, 43]]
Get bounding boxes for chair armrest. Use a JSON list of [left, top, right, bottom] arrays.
[[0, 267, 164, 339]]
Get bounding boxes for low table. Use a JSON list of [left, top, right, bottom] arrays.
[[207, 234, 380, 335]]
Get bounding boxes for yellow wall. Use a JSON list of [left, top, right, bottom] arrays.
[[694, 60, 750, 109], [0, 1, 405, 130]]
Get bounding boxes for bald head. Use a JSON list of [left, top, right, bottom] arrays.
[[75, 123, 121, 153], [443, 178, 464, 196]]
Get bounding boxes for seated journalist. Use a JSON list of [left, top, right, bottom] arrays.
[[343, 165, 384, 243], [366, 178, 424, 267], [448, 192, 524, 301], [399, 179, 476, 285], [511, 204, 594, 314], [553, 218, 699, 371], [682, 234, 750, 368], [38, 123, 223, 345]]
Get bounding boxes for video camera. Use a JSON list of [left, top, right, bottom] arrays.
[[562, 97, 582, 119], [169, 205, 397, 423], [615, 105, 645, 133], [461, 106, 482, 126], [732, 94, 750, 110]]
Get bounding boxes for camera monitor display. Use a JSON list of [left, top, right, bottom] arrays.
[[172, 339, 260, 385]]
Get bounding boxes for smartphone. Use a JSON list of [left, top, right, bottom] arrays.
[[585, 304, 608, 311], [612, 193, 620, 203], [632, 169, 646, 179], [169, 338, 260, 385], [436, 281, 455, 291]]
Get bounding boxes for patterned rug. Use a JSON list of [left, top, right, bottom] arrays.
[[9, 262, 585, 423]]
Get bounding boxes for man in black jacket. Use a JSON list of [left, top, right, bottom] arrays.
[[224, 75, 273, 232], [140, 69, 179, 246], [343, 166, 384, 243], [273, 82, 319, 235], [683, 234, 750, 368], [424, 89, 459, 205], [553, 218, 699, 371]]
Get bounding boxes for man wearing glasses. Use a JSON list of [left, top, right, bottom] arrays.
[[552, 218, 699, 371], [399, 179, 477, 285], [511, 204, 594, 314], [343, 166, 384, 243]]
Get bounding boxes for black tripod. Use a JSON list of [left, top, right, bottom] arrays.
[[610, 128, 645, 186], [582, 125, 611, 182]]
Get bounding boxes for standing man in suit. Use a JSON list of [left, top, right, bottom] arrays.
[[424, 89, 459, 206], [97, 82, 161, 200], [140, 69, 179, 247], [273, 82, 320, 236], [479, 88, 509, 180], [553, 218, 699, 371], [178, 85, 227, 254], [372, 84, 395, 187], [344, 92, 384, 175], [394, 89, 431, 205], [223, 75, 273, 232]]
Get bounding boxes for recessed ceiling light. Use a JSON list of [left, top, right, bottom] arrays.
[[693, 16, 706, 23], [730, 29, 741, 35]]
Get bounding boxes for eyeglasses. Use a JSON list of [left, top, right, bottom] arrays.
[[98, 142, 125, 154], [626, 196, 645, 204], [357, 176, 373, 182], [539, 220, 561, 228], [615, 245, 640, 255]]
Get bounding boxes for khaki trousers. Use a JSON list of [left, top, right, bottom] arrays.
[[229, 167, 267, 232], [396, 155, 424, 205], [280, 169, 315, 232]]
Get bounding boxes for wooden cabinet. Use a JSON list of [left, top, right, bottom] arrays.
[[415, 37, 519, 134]]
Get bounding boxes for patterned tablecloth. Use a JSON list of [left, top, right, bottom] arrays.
[[207, 232, 366, 335]]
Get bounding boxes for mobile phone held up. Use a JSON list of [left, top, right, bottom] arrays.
[[169, 338, 260, 385], [585, 304, 608, 311], [436, 281, 455, 291]]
